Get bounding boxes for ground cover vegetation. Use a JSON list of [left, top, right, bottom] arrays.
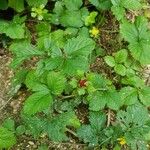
[[0, 0, 150, 149]]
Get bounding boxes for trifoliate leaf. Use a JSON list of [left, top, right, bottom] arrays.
[[104, 56, 116, 67], [23, 91, 52, 115], [89, 0, 112, 10], [120, 86, 138, 105], [114, 49, 128, 63], [0, 127, 16, 148], [138, 86, 150, 106], [114, 64, 126, 76], [47, 72, 66, 95], [63, 0, 82, 10]]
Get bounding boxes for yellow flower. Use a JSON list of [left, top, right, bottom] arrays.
[[117, 137, 127, 145], [89, 27, 100, 38]]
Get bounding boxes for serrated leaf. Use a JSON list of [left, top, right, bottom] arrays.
[[114, 64, 126, 76], [10, 41, 44, 68], [138, 87, 150, 106], [26, 0, 48, 6], [62, 36, 95, 75], [64, 0, 82, 10], [77, 112, 106, 145], [0, 20, 25, 39], [8, 0, 24, 12], [23, 91, 52, 115], [111, 6, 125, 21], [25, 70, 49, 92], [46, 112, 79, 142], [62, 57, 89, 75], [114, 49, 128, 63], [0, 127, 16, 148], [122, 76, 145, 88], [117, 103, 149, 127], [121, 0, 142, 10], [88, 91, 106, 111], [64, 36, 95, 57], [120, 86, 138, 105], [120, 16, 150, 64], [104, 56, 116, 67], [47, 72, 66, 95], [89, 0, 112, 10], [60, 10, 83, 28]]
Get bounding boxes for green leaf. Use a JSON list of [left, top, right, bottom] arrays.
[[62, 57, 89, 75], [46, 112, 79, 142], [121, 0, 142, 10], [114, 49, 128, 63], [64, 36, 95, 57], [10, 41, 44, 68], [85, 11, 98, 26], [0, 127, 16, 148], [104, 56, 116, 67], [26, 0, 48, 6], [88, 91, 106, 111], [64, 0, 83, 10], [16, 125, 26, 135], [138, 87, 150, 107], [89, 0, 112, 10], [117, 103, 149, 127], [62, 36, 95, 74], [122, 76, 145, 88], [25, 70, 49, 92], [111, 6, 125, 21], [23, 91, 52, 115], [8, 0, 24, 12], [120, 86, 138, 105], [129, 41, 150, 65], [2, 118, 15, 132], [120, 16, 150, 64], [105, 90, 123, 110], [0, 19, 25, 39], [60, 10, 83, 28], [114, 64, 126, 76], [47, 72, 66, 95], [77, 112, 106, 146], [0, 0, 8, 10]]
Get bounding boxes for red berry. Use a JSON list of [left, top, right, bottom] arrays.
[[79, 79, 87, 87]]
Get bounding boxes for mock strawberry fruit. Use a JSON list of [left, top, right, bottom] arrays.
[[79, 79, 87, 87]]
